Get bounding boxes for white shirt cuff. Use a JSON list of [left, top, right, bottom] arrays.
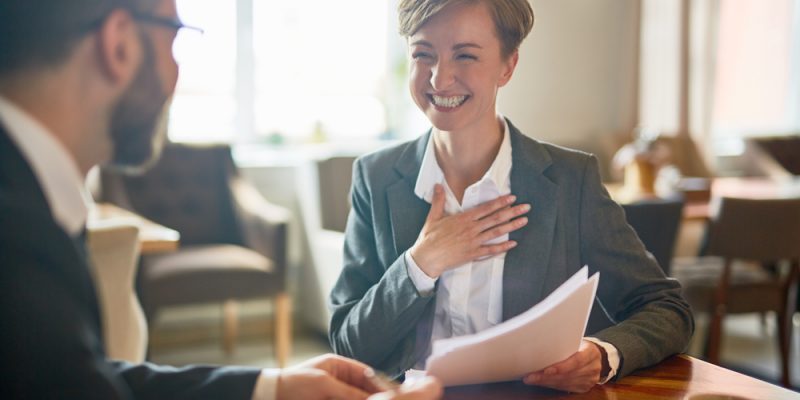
[[251, 369, 281, 400], [404, 251, 437, 295], [583, 337, 620, 384]]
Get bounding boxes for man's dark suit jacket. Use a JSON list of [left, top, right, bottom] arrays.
[[0, 126, 260, 399], [329, 120, 695, 380]]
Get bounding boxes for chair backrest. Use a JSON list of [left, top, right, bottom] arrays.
[[100, 143, 242, 246], [316, 156, 355, 233], [622, 197, 685, 275], [706, 197, 800, 261], [86, 220, 147, 363]]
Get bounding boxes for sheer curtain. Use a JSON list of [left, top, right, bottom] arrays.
[[710, 0, 799, 140], [639, 0, 800, 171]]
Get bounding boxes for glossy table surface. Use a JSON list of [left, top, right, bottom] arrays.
[[443, 355, 799, 399]]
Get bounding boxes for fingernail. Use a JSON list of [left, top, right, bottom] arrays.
[[521, 204, 531, 212], [527, 373, 540, 382], [508, 195, 517, 203], [509, 241, 518, 248]]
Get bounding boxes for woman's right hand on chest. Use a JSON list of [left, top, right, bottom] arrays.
[[408, 184, 530, 278]]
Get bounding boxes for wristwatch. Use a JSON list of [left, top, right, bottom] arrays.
[[596, 344, 612, 381]]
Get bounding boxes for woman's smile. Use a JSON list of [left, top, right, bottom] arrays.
[[428, 93, 470, 111]]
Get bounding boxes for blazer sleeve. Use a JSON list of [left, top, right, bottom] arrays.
[[111, 361, 260, 400], [0, 233, 261, 400], [578, 156, 695, 378], [328, 158, 435, 374]]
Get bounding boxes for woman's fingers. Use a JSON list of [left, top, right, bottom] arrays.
[[522, 340, 603, 393], [476, 216, 528, 244], [471, 240, 518, 259], [475, 203, 531, 232], [425, 184, 446, 223], [466, 194, 517, 220]]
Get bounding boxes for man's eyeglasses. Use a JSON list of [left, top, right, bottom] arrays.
[[82, 11, 204, 35], [131, 12, 204, 35]]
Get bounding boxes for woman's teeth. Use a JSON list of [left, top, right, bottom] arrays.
[[431, 95, 467, 108]]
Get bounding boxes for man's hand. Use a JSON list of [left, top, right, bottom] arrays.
[[522, 339, 604, 393], [367, 377, 443, 400], [277, 354, 377, 400], [409, 184, 530, 278]]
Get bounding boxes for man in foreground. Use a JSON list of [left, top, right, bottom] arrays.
[[0, 0, 441, 398]]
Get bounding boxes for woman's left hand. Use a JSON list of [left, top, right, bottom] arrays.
[[521, 339, 603, 393]]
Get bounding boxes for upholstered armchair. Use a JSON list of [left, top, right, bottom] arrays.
[[296, 156, 355, 333], [98, 142, 292, 366]]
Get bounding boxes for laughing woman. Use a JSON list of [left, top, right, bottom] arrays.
[[329, 0, 693, 393]]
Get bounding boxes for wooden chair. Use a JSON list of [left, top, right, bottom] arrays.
[[87, 220, 148, 363], [99, 143, 292, 366], [621, 197, 684, 275], [672, 197, 800, 387]]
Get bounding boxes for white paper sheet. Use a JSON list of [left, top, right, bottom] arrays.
[[423, 266, 599, 387]]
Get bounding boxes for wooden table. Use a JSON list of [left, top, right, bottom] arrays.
[[607, 177, 800, 221], [443, 355, 799, 399], [682, 177, 800, 220], [90, 203, 180, 254]]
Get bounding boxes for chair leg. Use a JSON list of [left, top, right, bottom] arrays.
[[706, 305, 725, 365], [223, 300, 238, 356], [777, 309, 791, 387], [274, 293, 292, 368]]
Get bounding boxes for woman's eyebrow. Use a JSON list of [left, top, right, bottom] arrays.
[[409, 40, 482, 51], [410, 40, 434, 48], [453, 43, 482, 50]]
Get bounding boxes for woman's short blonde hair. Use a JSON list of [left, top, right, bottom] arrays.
[[398, 0, 534, 58]]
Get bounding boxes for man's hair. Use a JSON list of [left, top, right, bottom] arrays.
[[0, 0, 157, 75], [397, 0, 534, 58]]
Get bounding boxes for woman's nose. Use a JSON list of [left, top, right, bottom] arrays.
[[430, 61, 455, 91]]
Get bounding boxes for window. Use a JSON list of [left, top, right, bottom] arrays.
[[170, 0, 414, 145], [711, 0, 800, 138], [170, 0, 237, 143]]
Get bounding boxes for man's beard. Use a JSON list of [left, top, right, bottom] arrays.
[[107, 33, 170, 174]]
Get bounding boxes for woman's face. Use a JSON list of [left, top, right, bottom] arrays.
[[407, 2, 518, 133]]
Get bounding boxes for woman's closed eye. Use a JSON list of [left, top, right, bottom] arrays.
[[412, 51, 435, 62], [456, 53, 478, 61]]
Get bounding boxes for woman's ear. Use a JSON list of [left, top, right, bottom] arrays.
[[94, 9, 143, 89], [498, 50, 519, 87]]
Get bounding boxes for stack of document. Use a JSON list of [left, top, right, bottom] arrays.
[[422, 266, 600, 386]]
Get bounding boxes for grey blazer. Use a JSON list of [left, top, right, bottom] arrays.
[[328, 120, 694, 380]]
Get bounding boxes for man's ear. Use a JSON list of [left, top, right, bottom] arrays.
[[498, 50, 519, 87], [95, 9, 142, 88]]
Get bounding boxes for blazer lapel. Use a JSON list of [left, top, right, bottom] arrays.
[[387, 132, 431, 261], [502, 122, 559, 320]]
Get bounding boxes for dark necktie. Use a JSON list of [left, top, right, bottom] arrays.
[[73, 225, 89, 263]]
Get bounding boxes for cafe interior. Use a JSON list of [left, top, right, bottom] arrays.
[[82, 0, 800, 395]]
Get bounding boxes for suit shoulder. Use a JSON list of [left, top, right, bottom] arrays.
[[354, 138, 421, 181], [356, 139, 416, 168], [515, 132, 596, 174], [539, 140, 595, 166]]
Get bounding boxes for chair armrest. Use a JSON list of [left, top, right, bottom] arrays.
[[230, 176, 291, 282]]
